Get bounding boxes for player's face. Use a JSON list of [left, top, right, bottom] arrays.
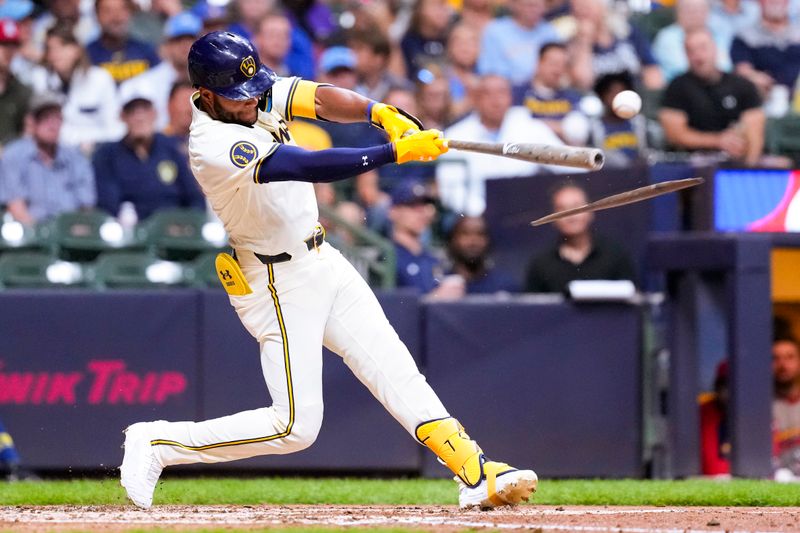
[[773, 340, 800, 385], [201, 89, 259, 127]]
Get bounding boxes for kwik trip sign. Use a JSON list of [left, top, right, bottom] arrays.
[[0, 359, 187, 405]]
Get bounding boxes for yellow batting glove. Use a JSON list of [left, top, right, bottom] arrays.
[[394, 130, 449, 164], [370, 102, 423, 142]]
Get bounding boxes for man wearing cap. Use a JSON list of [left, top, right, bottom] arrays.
[[0, 93, 95, 225], [92, 90, 204, 221], [0, 18, 30, 146], [119, 12, 202, 130], [87, 0, 160, 83]]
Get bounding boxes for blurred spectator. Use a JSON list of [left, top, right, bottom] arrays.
[[523, 42, 585, 142], [0, 19, 31, 146], [659, 29, 765, 166], [652, 0, 732, 82], [1, 0, 39, 86], [131, 0, 184, 46], [192, 0, 230, 34], [229, 0, 314, 80], [315, 46, 386, 149], [700, 360, 731, 476], [389, 180, 461, 298], [708, 0, 760, 63], [86, 0, 160, 84], [589, 72, 646, 167], [731, 0, 800, 103], [0, 417, 37, 482], [446, 215, 520, 294], [354, 168, 392, 236], [255, 11, 293, 77], [444, 22, 480, 119], [568, 0, 664, 91], [415, 67, 453, 131], [457, 0, 494, 33], [525, 182, 635, 293], [477, 0, 560, 93], [437, 75, 567, 216], [350, 30, 409, 102], [401, 0, 454, 78], [118, 12, 201, 131], [374, 86, 437, 216], [283, 0, 337, 44], [773, 335, 800, 478], [31, 0, 98, 49], [92, 92, 204, 221], [163, 81, 195, 154], [0, 93, 96, 226], [30, 25, 121, 149]]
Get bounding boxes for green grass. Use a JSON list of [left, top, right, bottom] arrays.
[[2, 477, 800, 507]]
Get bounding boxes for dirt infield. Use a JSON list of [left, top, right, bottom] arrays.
[[2, 505, 800, 532]]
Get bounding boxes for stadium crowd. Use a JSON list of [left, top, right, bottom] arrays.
[[1, 0, 800, 483]]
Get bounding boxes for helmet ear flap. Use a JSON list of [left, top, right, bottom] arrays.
[[258, 88, 272, 113]]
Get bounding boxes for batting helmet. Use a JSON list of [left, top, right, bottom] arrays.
[[188, 31, 277, 101]]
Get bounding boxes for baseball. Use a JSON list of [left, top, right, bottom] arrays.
[[612, 90, 642, 119]]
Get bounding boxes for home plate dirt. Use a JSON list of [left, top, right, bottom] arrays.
[[2, 505, 800, 532]]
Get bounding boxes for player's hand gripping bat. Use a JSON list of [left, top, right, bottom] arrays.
[[530, 177, 705, 226]]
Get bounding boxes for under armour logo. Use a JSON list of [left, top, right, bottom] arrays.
[[219, 270, 233, 281], [362, 155, 369, 166]]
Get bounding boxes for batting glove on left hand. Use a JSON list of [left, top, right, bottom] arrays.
[[370, 102, 424, 142], [394, 129, 449, 164]]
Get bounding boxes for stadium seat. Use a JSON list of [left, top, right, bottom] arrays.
[[0, 252, 85, 288], [136, 209, 227, 261], [37, 210, 135, 262], [766, 116, 800, 165], [189, 251, 224, 289], [92, 252, 189, 289], [0, 212, 46, 255]]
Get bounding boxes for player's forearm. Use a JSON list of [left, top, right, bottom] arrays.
[[255, 144, 395, 184], [314, 85, 373, 123]]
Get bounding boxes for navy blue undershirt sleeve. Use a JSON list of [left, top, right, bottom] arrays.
[[253, 143, 396, 184]]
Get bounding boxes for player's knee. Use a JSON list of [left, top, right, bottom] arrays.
[[284, 404, 323, 452]]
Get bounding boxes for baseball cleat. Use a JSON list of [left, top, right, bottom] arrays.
[[120, 422, 164, 509], [457, 461, 538, 510]]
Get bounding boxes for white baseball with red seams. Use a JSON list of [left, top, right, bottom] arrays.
[[612, 90, 642, 120]]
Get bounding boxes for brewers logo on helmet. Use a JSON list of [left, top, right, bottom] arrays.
[[188, 31, 276, 100]]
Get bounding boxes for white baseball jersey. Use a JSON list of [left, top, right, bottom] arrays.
[[144, 77, 450, 470], [188, 76, 319, 255]]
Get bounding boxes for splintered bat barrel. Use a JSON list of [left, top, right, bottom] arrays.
[[446, 140, 605, 170], [530, 177, 706, 226]]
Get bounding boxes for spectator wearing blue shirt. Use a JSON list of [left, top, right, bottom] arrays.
[[568, 0, 664, 91], [523, 43, 585, 141], [731, 0, 800, 97], [86, 0, 160, 83], [401, 0, 454, 79], [446, 216, 520, 295], [0, 93, 96, 226], [92, 91, 205, 221], [389, 180, 448, 295], [477, 0, 561, 94]]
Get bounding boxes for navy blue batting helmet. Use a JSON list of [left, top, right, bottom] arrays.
[[188, 31, 277, 100]]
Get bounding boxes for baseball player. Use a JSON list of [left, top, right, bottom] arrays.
[[120, 31, 537, 510]]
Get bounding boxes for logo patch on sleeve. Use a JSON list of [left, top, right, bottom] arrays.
[[230, 141, 258, 168]]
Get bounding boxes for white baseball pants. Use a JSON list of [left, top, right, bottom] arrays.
[[150, 242, 449, 466]]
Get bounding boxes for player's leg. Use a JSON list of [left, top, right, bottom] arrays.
[[321, 244, 537, 509], [121, 254, 332, 508]]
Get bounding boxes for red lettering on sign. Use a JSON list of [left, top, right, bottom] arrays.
[[108, 371, 140, 404], [29, 373, 49, 404], [153, 372, 187, 403], [87, 360, 126, 404], [46, 373, 82, 404], [0, 373, 34, 404]]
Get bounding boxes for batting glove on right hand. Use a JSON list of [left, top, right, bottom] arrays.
[[394, 129, 449, 164]]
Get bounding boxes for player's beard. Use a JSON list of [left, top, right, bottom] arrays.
[[210, 97, 258, 127]]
